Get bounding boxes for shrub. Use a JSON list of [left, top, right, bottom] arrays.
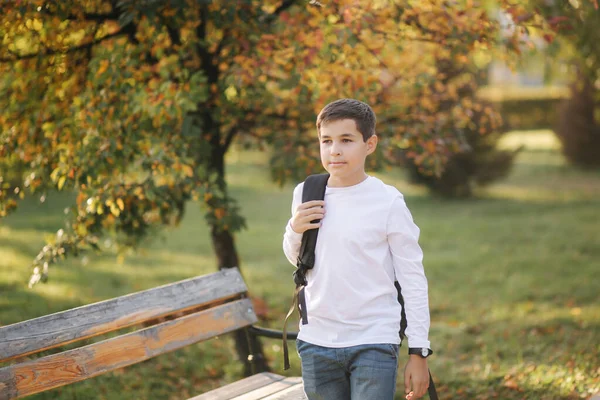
[[555, 72, 600, 168], [402, 62, 520, 198], [404, 108, 520, 198]]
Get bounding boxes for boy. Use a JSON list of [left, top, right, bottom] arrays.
[[282, 99, 432, 400]]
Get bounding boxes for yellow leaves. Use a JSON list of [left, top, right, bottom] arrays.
[[182, 164, 194, 178], [42, 122, 55, 137], [124, 77, 137, 87], [261, 34, 277, 41], [272, 47, 296, 68], [97, 60, 110, 76], [214, 208, 226, 220], [75, 223, 88, 237], [66, 29, 86, 45], [57, 176, 67, 190], [25, 18, 43, 32], [162, 7, 177, 18], [419, 96, 436, 112], [423, 141, 437, 153], [434, 81, 445, 93], [105, 199, 121, 217], [358, 30, 385, 53], [224, 85, 238, 101]]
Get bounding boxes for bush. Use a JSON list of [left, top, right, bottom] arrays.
[[402, 62, 520, 198], [477, 86, 568, 132], [555, 72, 600, 168], [404, 111, 520, 198]]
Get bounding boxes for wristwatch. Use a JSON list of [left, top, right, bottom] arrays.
[[408, 347, 433, 358]]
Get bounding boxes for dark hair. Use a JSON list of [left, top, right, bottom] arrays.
[[316, 98, 376, 142]]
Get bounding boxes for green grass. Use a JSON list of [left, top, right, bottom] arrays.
[[1, 130, 599, 399]]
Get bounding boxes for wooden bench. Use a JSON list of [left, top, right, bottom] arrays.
[[0, 267, 305, 399]]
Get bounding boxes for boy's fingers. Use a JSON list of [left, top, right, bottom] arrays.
[[298, 208, 324, 218], [300, 213, 324, 223], [415, 380, 429, 398], [414, 386, 424, 398], [305, 214, 324, 223], [404, 371, 411, 394], [299, 200, 325, 209], [303, 207, 325, 215], [300, 223, 320, 231], [302, 207, 325, 215]]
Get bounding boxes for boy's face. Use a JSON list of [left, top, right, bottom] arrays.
[[319, 119, 377, 187]]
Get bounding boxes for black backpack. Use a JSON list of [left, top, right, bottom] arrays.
[[282, 173, 437, 399]]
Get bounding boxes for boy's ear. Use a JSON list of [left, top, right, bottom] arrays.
[[366, 135, 378, 155]]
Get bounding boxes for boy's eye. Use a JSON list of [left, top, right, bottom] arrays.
[[322, 139, 331, 144], [343, 139, 352, 143]]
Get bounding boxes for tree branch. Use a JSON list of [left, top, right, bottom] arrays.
[[215, 28, 231, 61], [196, 4, 218, 83], [261, 0, 299, 24], [223, 126, 239, 151], [53, 10, 120, 23], [0, 29, 127, 63], [25, 2, 120, 23], [159, 13, 181, 47]]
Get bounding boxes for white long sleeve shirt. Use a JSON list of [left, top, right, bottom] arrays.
[[282, 176, 431, 349]]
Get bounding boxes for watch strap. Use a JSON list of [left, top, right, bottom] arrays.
[[408, 347, 433, 357]]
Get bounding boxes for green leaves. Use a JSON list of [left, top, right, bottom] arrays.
[[0, 0, 544, 282]]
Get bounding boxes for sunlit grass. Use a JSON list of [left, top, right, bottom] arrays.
[[478, 86, 569, 102], [498, 129, 562, 152], [0, 129, 598, 399]]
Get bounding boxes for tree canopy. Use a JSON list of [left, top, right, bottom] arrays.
[[0, 0, 552, 285]]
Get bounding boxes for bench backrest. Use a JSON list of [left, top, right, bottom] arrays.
[[0, 267, 257, 399]]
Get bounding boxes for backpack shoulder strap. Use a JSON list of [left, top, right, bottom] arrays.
[[301, 173, 330, 202], [283, 173, 328, 370], [296, 173, 329, 273]]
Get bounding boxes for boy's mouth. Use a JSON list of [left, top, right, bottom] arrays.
[[329, 161, 346, 165]]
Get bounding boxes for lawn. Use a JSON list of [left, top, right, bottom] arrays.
[[0, 130, 599, 399]]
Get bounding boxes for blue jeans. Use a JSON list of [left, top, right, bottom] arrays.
[[296, 339, 399, 400]]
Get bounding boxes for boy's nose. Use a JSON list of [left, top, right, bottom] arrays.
[[330, 144, 341, 155]]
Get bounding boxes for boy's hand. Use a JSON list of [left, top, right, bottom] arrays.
[[404, 356, 429, 399], [291, 200, 325, 234]]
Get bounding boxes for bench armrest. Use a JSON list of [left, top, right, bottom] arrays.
[[247, 325, 298, 340]]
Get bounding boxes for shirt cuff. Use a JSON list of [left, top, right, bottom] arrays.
[[285, 221, 303, 244], [407, 338, 431, 349]]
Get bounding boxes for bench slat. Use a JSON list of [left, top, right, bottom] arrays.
[[0, 298, 257, 399], [232, 376, 303, 400], [0, 268, 247, 363], [189, 372, 287, 400], [259, 382, 306, 400]]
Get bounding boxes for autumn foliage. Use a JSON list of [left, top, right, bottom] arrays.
[[400, 60, 519, 197], [556, 72, 600, 168], [537, 0, 600, 168], [0, 0, 547, 282]]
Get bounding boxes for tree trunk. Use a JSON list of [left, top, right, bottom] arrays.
[[207, 130, 270, 376]]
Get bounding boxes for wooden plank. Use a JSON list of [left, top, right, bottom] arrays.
[[0, 298, 257, 399], [260, 382, 306, 400], [0, 268, 247, 362], [189, 373, 287, 400], [231, 377, 303, 400]]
